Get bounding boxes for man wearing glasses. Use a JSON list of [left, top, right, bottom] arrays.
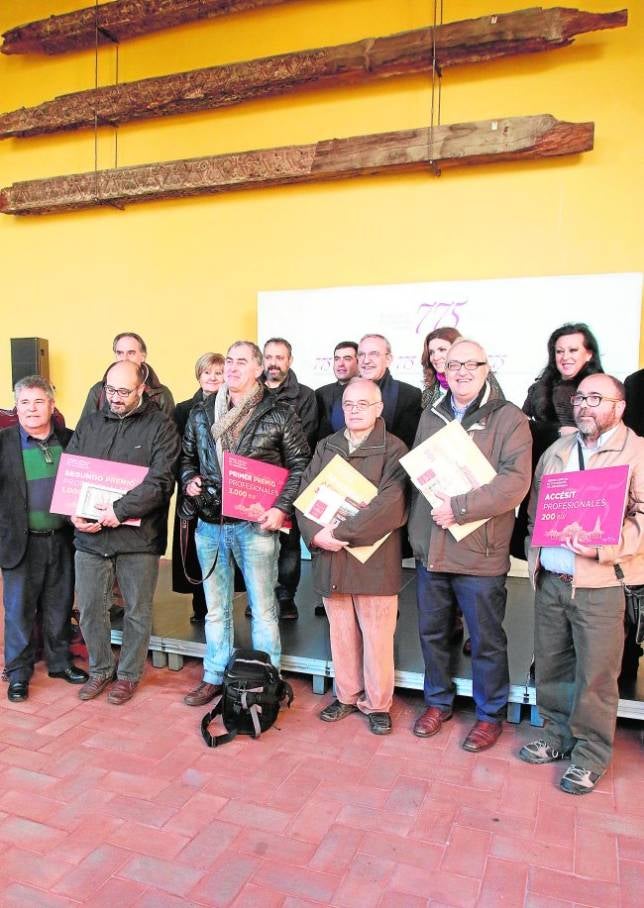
[[67, 361, 180, 705], [0, 376, 88, 702], [297, 378, 408, 734], [408, 339, 532, 752], [521, 373, 644, 795]]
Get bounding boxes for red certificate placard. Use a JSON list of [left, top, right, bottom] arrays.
[[50, 453, 148, 527], [531, 465, 629, 547], [222, 452, 290, 526]]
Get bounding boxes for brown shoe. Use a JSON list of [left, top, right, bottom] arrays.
[[184, 681, 222, 707], [462, 720, 503, 752], [78, 674, 114, 701], [107, 679, 138, 705], [413, 706, 452, 737]]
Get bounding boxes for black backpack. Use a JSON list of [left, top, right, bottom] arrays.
[[200, 649, 293, 748]]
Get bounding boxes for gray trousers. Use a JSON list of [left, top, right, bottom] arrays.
[[534, 571, 625, 774], [75, 551, 159, 682]]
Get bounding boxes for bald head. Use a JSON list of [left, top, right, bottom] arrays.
[[574, 373, 625, 442], [105, 360, 146, 416]]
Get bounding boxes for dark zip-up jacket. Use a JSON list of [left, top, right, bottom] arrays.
[[180, 386, 309, 515], [66, 395, 180, 556], [408, 381, 532, 576], [297, 418, 408, 596], [0, 423, 73, 570], [263, 368, 318, 453]]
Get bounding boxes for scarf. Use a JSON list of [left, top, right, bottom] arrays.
[[212, 381, 263, 468]]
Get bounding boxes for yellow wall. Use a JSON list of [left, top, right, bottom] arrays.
[[0, 0, 642, 420]]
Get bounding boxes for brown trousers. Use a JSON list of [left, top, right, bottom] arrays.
[[323, 593, 398, 714]]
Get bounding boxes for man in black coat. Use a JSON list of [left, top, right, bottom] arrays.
[[0, 376, 88, 702], [357, 333, 423, 449], [262, 336, 318, 619], [315, 340, 359, 441], [180, 341, 310, 707], [68, 360, 181, 706], [624, 368, 644, 437]]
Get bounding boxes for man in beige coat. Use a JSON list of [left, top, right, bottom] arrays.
[[522, 373, 644, 793]]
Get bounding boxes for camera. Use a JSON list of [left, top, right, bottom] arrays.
[[178, 480, 222, 522]]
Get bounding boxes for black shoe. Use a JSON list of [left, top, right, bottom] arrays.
[[8, 681, 29, 702], [189, 613, 205, 625], [279, 599, 299, 620], [367, 712, 392, 735], [314, 604, 327, 617], [49, 665, 89, 684], [319, 699, 359, 722]]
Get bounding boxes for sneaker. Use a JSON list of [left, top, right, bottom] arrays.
[[519, 739, 572, 764], [319, 699, 358, 722], [560, 764, 602, 795]]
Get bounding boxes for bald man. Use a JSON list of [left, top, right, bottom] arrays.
[[297, 378, 408, 735], [67, 360, 181, 705], [523, 373, 644, 795]]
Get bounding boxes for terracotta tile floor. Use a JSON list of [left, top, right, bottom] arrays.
[[1, 648, 642, 906]]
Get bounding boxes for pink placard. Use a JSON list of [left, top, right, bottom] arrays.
[[222, 452, 290, 526], [51, 453, 148, 527], [531, 465, 629, 547]]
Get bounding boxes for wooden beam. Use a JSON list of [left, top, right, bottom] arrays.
[[0, 114, 594, 216], [0, 8, 627, 139], [1, 0, 303, 56]]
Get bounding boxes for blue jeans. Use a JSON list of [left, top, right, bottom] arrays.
[[3, 533, 74, 682], [75, 551, 159, 682], [416, 563, 509, 722], [196, 519, 280, 684]]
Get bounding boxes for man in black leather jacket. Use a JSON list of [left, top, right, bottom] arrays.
[[180, 340, 310, 707]]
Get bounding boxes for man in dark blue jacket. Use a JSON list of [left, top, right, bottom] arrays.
[[0, 376, 88, 702], [67, 360, 180, 706]]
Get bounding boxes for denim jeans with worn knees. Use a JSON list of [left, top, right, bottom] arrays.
[[196, 519, 280, 684], [75, 551, 159, 682]]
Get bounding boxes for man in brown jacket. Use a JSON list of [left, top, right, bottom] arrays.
[[297, 379, 408, 735], [408, 339, 532, 752], [522, 373, 644, 794]]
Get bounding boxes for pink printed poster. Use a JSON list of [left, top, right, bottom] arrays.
[[531, 465, 629, 547], [51, 453, 148, 527], [222, 453, 291, 527]]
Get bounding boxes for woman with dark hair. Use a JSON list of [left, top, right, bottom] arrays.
[[511, 322, 603, 559], [523, 322, 603, 453], [172, 353, 225, 624], [421, 327, 462, 409]]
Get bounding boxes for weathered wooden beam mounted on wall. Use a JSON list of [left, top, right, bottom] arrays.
[[0, 7, 627, 140], [0, 114, 593, 216], [1, 0, 303, 55]]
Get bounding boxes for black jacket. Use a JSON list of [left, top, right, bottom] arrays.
[[263, 369, 318, 452], [180, 386, 310, 515], [0, 424, 74, 570], [624, 369, 644, 437], [315, 380, 346, 441], [66, 395, 181, 556], [376, 369, 422, 450], [174, 389, 206, 437]]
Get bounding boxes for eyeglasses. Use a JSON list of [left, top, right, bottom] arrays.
[[105, 385, 136, 399], [445, 360, 487, 373], [342, 401, 380, 412], [571, 393, 624, 407]]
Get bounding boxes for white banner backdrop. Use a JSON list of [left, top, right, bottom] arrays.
[[258, 273, 643, 407]]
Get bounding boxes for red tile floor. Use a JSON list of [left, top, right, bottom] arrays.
[[0, 634, 642, 906]]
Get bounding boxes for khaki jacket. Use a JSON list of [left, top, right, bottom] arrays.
[[408, 383, 532, 577], [527, 423, 644, 589], [296, 419, 408, 596]]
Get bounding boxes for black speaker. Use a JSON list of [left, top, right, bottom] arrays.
[[10, 337, 50, 385]]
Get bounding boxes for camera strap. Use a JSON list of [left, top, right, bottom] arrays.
[[179, 516, 222, 585]]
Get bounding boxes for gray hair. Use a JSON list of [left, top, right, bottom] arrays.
[[14, 375, 55, 402], [359, 333, 392, 355], [227, 340, 263, 367]]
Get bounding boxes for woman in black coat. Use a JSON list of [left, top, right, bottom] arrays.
[[511, 322, 603, 558], [171, 353, 224, 623]]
